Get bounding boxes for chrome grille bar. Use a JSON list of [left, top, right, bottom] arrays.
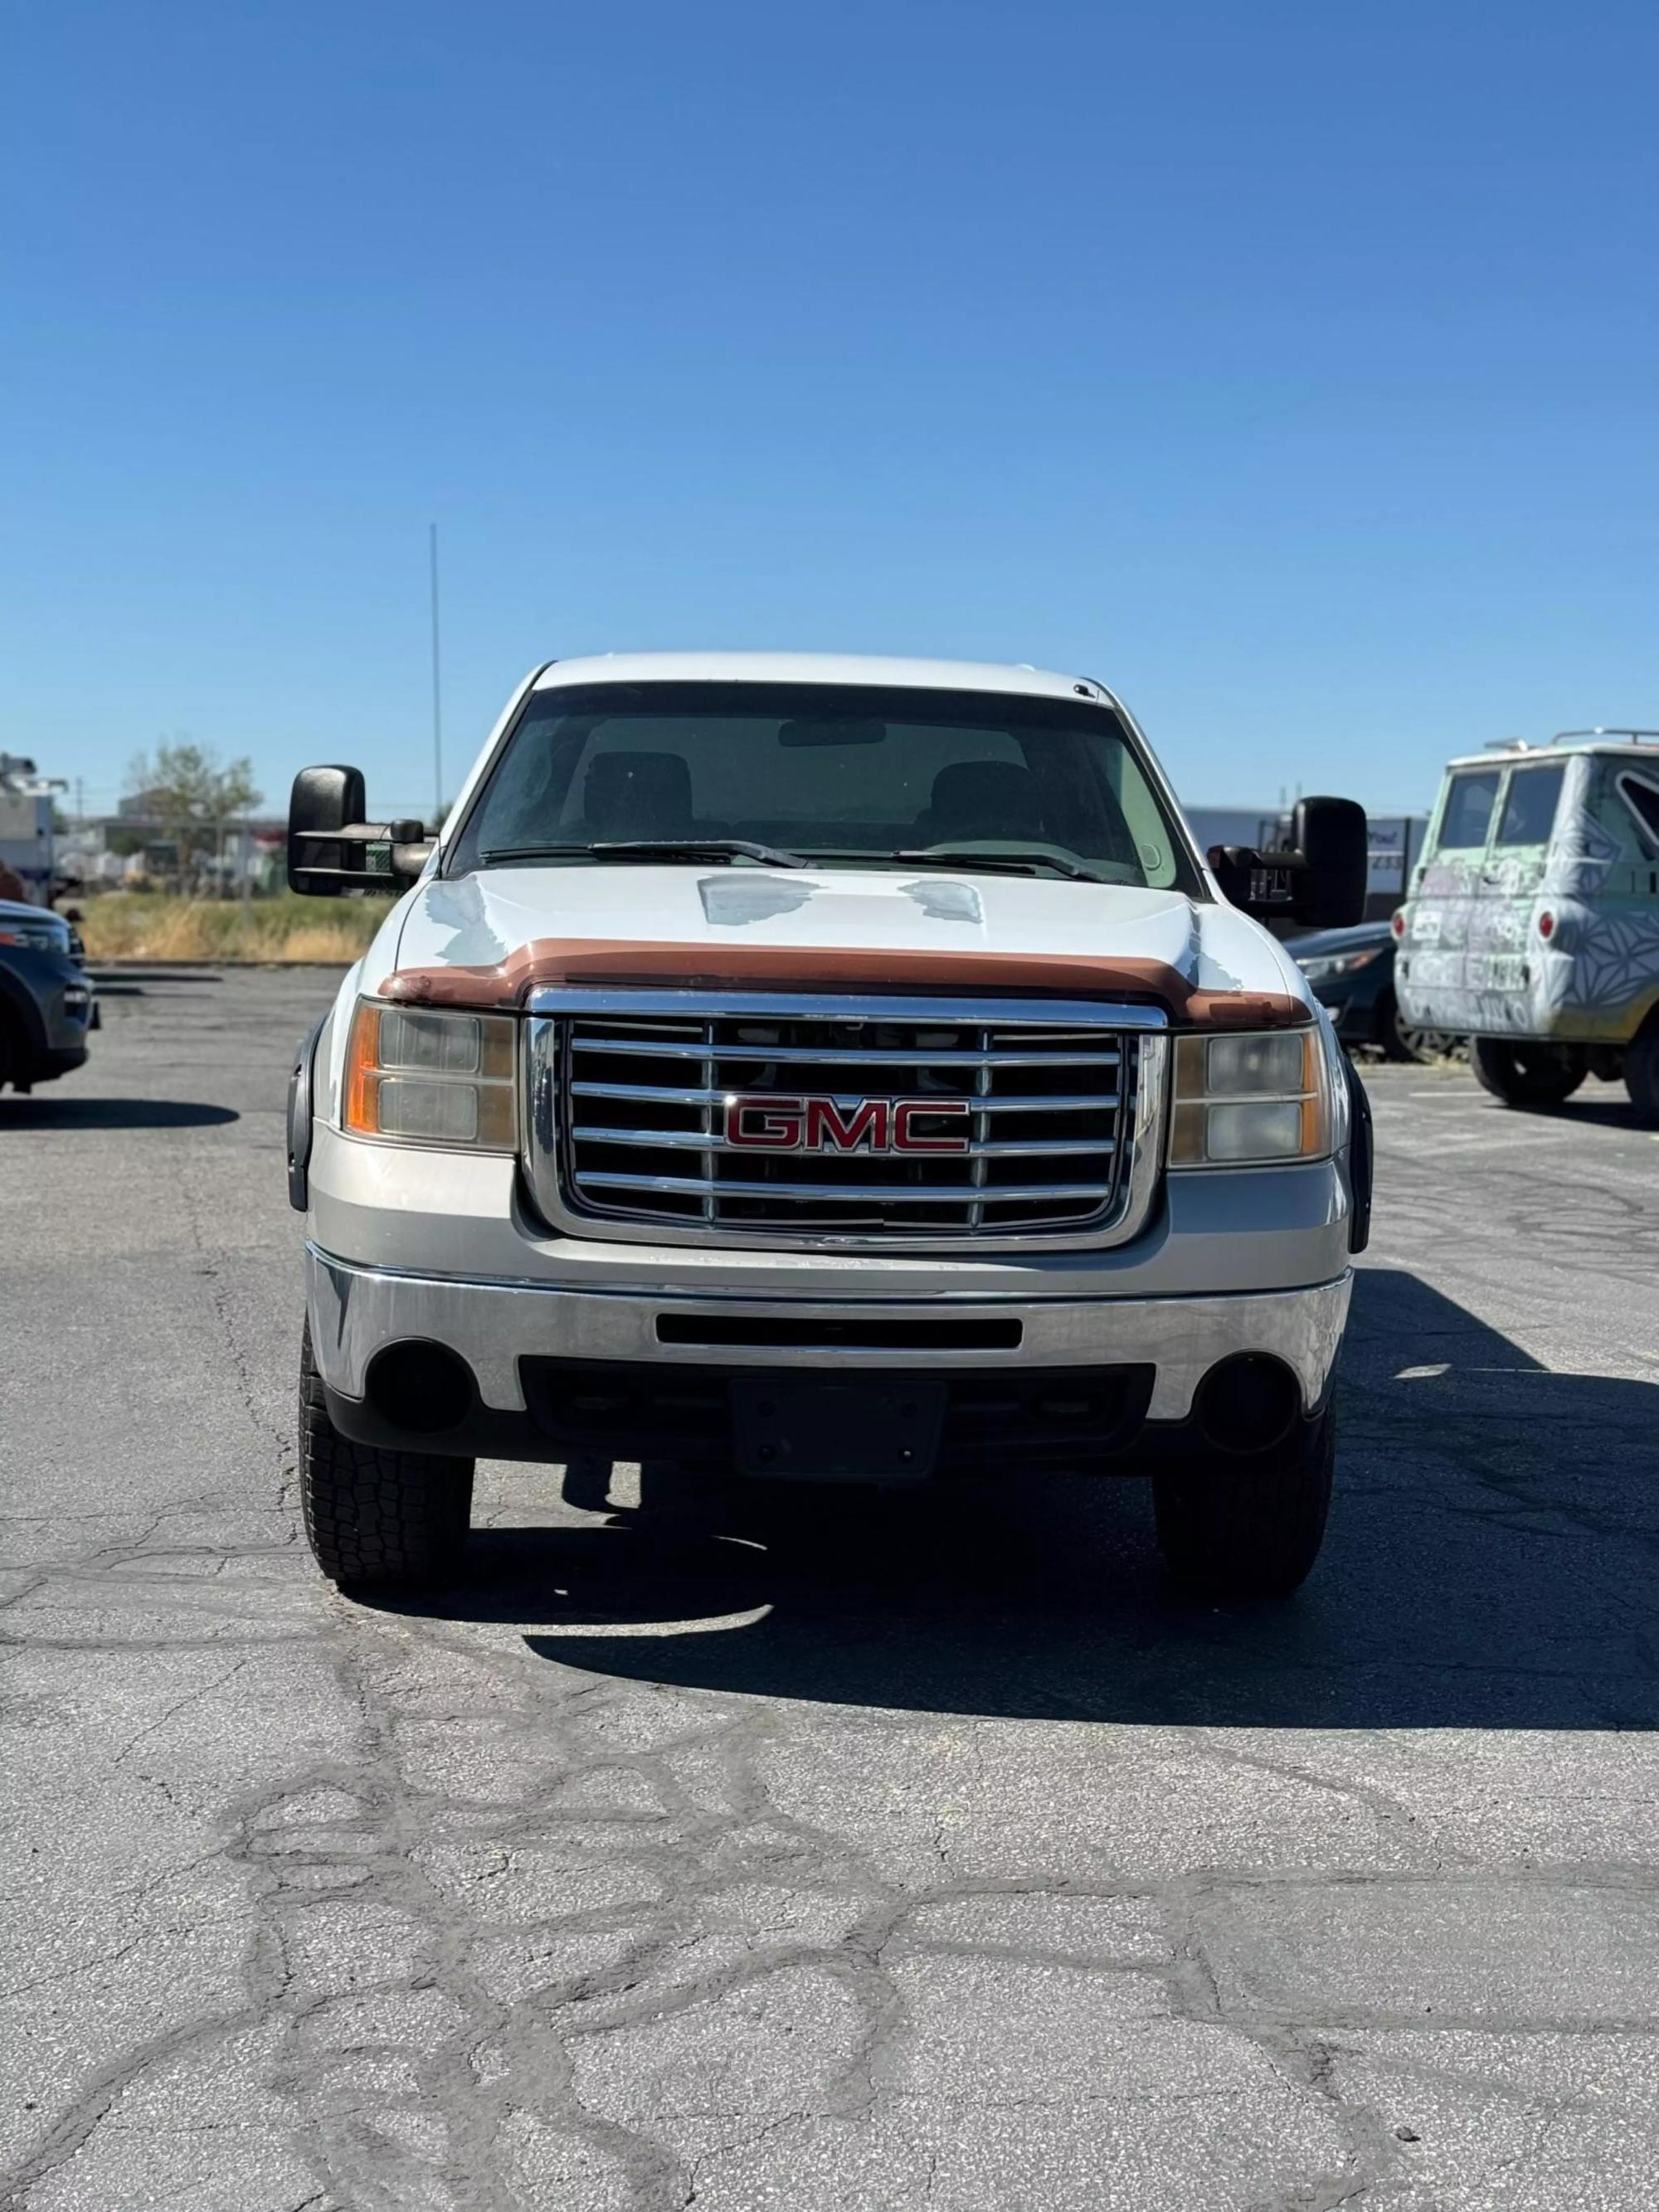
[[699, 1018, 715, 1223], [571, 1036, 1122, 1068], [570, 1126, 1120, 1156], [571, 1080, 1121, 1112], [968, 1023, 993, 1230], [575, 1170, 1122, 1203]]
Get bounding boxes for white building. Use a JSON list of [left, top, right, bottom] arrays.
[[0, 756, 64, 904]]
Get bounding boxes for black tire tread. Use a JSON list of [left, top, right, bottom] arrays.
[[1375, 991, 1418, 1063], [1471, 1037, 1585, 1107], [1153, 1405, 1335, 1599], [1625, 1025, 1659, 1127], [0, 1004, 22, 1091], [299, 1325, 474, 1589]]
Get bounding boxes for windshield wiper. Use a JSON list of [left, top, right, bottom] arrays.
[[480, 838, 1104, 879], [874, 847, 1110, 883], [481, 838, 808, 869]]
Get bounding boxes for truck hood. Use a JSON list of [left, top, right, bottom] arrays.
[[382, 864, 1311, 1028]]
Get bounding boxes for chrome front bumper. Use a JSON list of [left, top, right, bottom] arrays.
[[304, 1244, 1352, 1425]]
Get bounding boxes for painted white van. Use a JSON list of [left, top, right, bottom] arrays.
[[1395, 732, 1659, 1120]]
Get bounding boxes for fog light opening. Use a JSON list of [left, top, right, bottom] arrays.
[[365, 1340, 475, 1435], [1193, 1354, 1302, 1456]]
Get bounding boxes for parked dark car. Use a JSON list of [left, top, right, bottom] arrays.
[[1291, 919, 1456, 1062], [0, 898, 96, 1093]]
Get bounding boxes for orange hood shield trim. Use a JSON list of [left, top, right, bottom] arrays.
[[377, 939, 1311, 1031]]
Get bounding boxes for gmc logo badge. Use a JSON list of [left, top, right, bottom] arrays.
[[723, 1095, 971, 1155]]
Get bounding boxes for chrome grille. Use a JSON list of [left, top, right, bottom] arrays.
[[526, 989, 1167, 1249]]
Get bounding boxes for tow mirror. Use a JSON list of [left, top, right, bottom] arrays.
[[1209, 796, 1368, 927], [287, 766, 433, 897]]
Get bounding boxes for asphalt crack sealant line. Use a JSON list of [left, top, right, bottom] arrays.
[[3, 971, 1659, 2210]]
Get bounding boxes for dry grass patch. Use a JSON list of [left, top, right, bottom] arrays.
[[79, 892, 396, 964]]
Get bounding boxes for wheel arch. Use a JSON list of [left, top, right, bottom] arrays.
[[1342, 1055, 1373, 1253]]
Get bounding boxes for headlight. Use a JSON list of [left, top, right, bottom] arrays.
[[342, 1002, 518, 1150], [1170, 1028, 1331, 1167], [1296, 946, 1381, 984], [0, 921, 69, 953]]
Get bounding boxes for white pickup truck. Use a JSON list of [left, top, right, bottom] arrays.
[[285, 654, 1371, 1600]]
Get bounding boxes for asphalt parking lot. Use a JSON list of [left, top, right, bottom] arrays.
[[3, 968, 1658, 2211]]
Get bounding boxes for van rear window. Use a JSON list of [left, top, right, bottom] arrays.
[[1437, 771, 1501, 849], [1619, 774, 1659, 848], [1494, 764, 1565, 848]]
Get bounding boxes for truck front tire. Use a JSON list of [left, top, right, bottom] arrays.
[[1152, 1404, 1335, 1599], [1471, 1038, 1585, 1107], [299, 1324, 474, 1591]]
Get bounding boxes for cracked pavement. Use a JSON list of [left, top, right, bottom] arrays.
[[3, 968, 1658, 2210]]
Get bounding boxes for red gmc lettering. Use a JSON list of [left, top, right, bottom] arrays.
[[723, 1094, 973, 1154], [724, 1096, 804, 1149], [892, 1097, 971, 1153], [803, 1098, 889, 1153]]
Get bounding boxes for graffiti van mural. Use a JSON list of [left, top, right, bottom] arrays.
[[1395, 732, 1659, 1122]]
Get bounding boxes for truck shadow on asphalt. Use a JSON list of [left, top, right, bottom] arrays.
[[1477, 1094, 1652, 1133], [84, 969, 225, 994], [0, 1097, 239, 1128], [396, 1268, 1659, 1729]]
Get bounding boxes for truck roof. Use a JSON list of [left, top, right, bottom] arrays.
[[529, 651, 1112, 703], [1444, 732, 1659, 769]]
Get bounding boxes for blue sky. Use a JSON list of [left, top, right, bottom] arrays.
[[6, 0, 1657, 822]]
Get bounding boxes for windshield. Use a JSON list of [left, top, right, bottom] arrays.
[[445, 682, 1199, 891]]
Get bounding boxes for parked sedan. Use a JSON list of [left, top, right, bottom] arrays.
[[0, 898, 96, 1093], [1291, 919, 1456, 1062]]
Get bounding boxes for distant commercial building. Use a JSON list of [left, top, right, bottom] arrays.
[[73, 807, 289, 892]]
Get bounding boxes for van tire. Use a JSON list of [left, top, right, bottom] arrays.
[[1626, 1024, 1659, 1126], [299, 1323, 474, 1591], [1471, 1038, 1586, 1108], [1152, 1405, 1335, 1600]]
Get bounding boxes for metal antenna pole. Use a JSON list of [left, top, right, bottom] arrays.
[[429, 523, 443, 830]]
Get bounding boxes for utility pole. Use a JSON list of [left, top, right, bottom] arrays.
[[430, 523, 443, 832]]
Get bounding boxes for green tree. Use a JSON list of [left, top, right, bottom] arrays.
[[124, 741, 263, 874]]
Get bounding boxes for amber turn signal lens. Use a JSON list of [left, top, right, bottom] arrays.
[[343, 1004, 382, 1135]]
